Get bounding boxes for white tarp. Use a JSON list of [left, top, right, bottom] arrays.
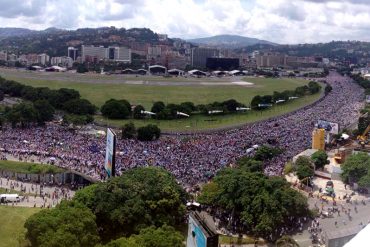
[[344, 224, 370, 247]]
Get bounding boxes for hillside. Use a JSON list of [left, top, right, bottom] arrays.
[[188, 34, 276, 48], [0, 28, 36, 38]]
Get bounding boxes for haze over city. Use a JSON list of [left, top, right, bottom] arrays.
[[1, 0, 370, 43]]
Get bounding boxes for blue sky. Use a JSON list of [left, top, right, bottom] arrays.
[[1, 0, 370, 44]]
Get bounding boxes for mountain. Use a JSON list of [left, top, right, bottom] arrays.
[[0, 28, 36, 38], [187, 34, 276, 48]]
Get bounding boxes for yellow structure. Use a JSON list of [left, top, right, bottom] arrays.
[[312, 128, 325, 150]]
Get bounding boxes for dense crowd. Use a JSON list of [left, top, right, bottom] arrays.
[[0, 72, 364, 187]]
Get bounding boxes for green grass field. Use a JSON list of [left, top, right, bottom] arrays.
[[0, 160, 65, 174], [0, 71, 323, 131], [3, 75, 309, 108], [0, 206, 40, 247], [96, 92, 321, 131]]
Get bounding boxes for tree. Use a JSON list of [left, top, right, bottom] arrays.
[[62, 114, 94, 126], [295, 156, 314, 181], [151, 101, 165, 113], [0, 90, 4, 101], [276, 235, 300, 247], [63, 98, 96, 115], [311, 150, 329, 170], [137, 124, 161, 141], [325, 84, 333, 95], [133, 105, 145, 119], [341, 152, 370, 184], [6, 103, 38, 128], [122, 122, 136, 139], [222, 99, 242, 112], [24, 202, 100, 247], [236, 156, 263, 173], [34, 99, 55, 124], [104, 226, 184, 247], [251, 95, 262, 109], [101, 99, 130, 119], [198, 168, 309, 241], [254, 145, 283, 161], [73, 167, 186, 242]]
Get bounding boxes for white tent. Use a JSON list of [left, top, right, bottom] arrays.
[[275, 100, 286, 104], [344, 224, 370, 247], [141, 110, 156, 116], [236, 107, 251, 111], [177, 111, 190, 117]]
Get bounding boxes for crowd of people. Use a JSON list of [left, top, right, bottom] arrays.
[[0, 72, 364, 188]]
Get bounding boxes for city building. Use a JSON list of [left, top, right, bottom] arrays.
[[108, 46, 131, 63], [68, 47, 78, 61], [0, 51, 7, 61], [191, 47, 220, 69], [81, 45, 107, 62], [37, 53, 50, 66], [51, 56, 73, 68]]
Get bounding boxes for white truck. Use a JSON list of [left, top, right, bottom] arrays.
[[0, 194, 21, 203]]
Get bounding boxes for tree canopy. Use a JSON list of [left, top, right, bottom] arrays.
[[311, 150, 329, 170], [73, 167, 186, 242], [24, 202, 100, 247], [103, 225, 184, 247], [198, 167, 309, 241], [341, 152, 370, 187], [101, 99, 130, 119], [294, 156, 314, 181]]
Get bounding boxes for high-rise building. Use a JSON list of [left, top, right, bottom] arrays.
[[191, 48, 220, 69], [68, 47, 78, 61], [0, 51, 7, 61], [108, 46, 131, 63], [38, 53, 50, 66], [81, 45, 107, 62]]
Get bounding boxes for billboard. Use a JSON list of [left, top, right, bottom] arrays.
[[317, 120, 339, 134], [187, 214, 207, 247], [104, 128, 116, 178]]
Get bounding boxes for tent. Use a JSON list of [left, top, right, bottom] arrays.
[[344, 224, 370, 247]]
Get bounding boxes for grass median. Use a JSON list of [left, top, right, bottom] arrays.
[[0, 160, 65, 174]]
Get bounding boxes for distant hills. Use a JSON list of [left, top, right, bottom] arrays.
[[188, 34, 276, 49], [0, 28, 36, 38]]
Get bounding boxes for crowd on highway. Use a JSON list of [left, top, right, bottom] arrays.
[[0, 72, 364, 188]]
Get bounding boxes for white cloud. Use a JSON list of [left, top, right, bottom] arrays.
[[1, 0, 370, 43]]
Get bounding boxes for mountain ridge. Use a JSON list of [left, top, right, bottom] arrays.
[[187, 34, 277, 48]]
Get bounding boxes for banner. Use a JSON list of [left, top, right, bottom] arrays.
[[104, 128, 116, 178], [317, 120, 339, 134]]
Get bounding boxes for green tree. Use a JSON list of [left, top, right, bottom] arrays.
[[254, 145, 283, 161], [151, 101, 165, 113], [104, 225, 184, 247], [236, 156, 263, 173], [295, 156, 314, 181], [198, 168, 309, 241], [251, 95, 262, 109], [341, 152, 370, 184], [0, 90, 4, 101], [324, 84, 333, 95], [101, 99, 130, 119], [24, 202, 100, 247], [133, 105, 145, 119], [73, 167, 186, 242], [276, 235, 300, 247], [121, 122, 136, 139], [137, 124, 161, 141], [311, 150, 329, 170], [63, 98, 96, 115], [34, 99, 55, 124], [6, 103, 38, 128]]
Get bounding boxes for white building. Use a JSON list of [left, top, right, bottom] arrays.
[[0, 51, 7, 61], [108, 46, 131, 63], [68, 47, 78, 61], [38, 53, 50, 66], [81, 45, 107, 62], [51, 56, 73, 68]]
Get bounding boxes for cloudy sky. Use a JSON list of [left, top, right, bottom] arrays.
[[1, 0, 370, 44]]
